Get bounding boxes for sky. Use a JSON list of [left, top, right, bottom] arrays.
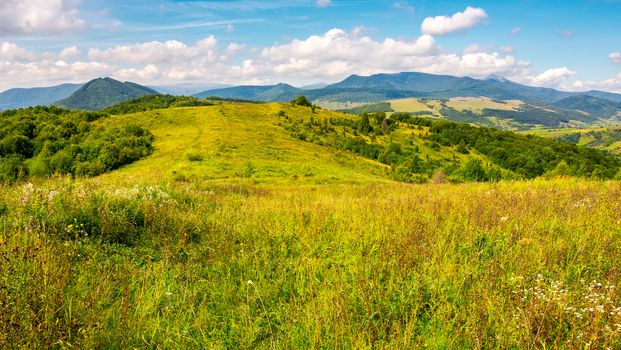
[[0, 0, 619, 92]]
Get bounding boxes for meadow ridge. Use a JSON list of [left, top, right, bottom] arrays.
[[1, 100, 621, 348]]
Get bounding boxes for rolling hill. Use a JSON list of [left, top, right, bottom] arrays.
[[551, 94, 620, 118], [194, 83, 303, 101], [54, 77, 159, 110], [91, 101, 620, 184], [0, 83, 82, 111]]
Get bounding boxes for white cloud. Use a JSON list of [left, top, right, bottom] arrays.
[[421, 6, 488, 36], [0, 0, 85, 36], [0, 42, 35, 61], [500, 46, 515, 54], [316, 0, 331, 8], [609, 52, 621, 64], [463, 44, 487, 54], [59, 46, 82, 59], [88, 37, 220, 65], [569, 73, 621, 93], [527, 67, 576, 87], [510, 27, 522, 36], [255, 28, 541, 85]]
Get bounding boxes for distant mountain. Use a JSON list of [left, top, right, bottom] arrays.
[[552, 94, 620, 118], [582, 90, 621, 103], [299, 82, 329, 90], [323, 72, 577, 103], [55, 77, 159, 110], [151, 84, 232, 96], [0, 83, 82, 111], [195, 72, 621, 109], [195, 83, 304, 101]]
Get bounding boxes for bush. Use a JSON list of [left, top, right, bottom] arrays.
[[187, 152, 204, 162], [291, 95, 312, 107], [0, 106, 154, 182]]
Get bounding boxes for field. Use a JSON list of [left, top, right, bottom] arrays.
[[2, 103, 621, 348]]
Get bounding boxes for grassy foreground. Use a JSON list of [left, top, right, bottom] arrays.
[[2, 177, 621, 348]]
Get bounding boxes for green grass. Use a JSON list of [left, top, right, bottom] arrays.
[[97, 103, 390, 185], [3, 103, 621, 348], [2, 177, 621, 348]]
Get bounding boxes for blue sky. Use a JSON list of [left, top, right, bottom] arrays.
[[0, 0, 619, 92]]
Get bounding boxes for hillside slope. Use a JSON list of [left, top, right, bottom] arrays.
[[97, 103, 391, 185], [552, 94, 620, 118], [55, 77, 159, 110], [94, 103, 620, 185]]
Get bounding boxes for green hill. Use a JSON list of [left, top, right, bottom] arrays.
[[551, 94, 620, 119], [194, 83, 303, 101], [55, 77, 159, 110], [92, 102, 620, 185]]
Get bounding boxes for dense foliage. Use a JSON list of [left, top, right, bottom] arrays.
[[278, 109, 620, 182], [427, 120, 619, 178], [0, 106, 154, 181], [290, 95, 313, 107], [103, 94, 215, 115]]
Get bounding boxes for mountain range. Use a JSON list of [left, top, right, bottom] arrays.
[[1, 72, 620, 121], [195, 72, 621, 106]]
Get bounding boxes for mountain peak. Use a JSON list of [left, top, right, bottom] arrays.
[[54, 78, 159, 110], [485, 74, 509, 82]]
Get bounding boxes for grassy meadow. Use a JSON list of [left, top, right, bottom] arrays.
[[2, 102, 621, 348]]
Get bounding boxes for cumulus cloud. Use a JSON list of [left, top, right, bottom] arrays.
[[421, 6, 488, 36], [0, 42, 36, 61], [527, 67, 576, 87], [254, 28, 544, 86], [0, 0, 85, 36], [609, 52, 621, 64], [88, 37, 220, 65], [59, 46, 82, 59], [569, 73, 621, 93]]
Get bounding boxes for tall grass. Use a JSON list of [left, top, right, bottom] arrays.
[[1, 177, 621, 348]]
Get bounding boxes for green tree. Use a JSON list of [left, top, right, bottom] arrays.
[[291, 95, 312, 107]]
